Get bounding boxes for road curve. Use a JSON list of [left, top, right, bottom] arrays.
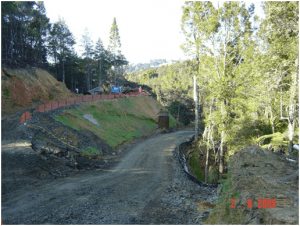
[[2, 130, 215, 224]]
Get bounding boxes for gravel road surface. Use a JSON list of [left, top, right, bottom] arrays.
[[2, 131, 217, 224]]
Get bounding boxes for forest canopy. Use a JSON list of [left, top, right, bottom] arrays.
[[125, 1, 299, 179], [1, 2, 128, 93]]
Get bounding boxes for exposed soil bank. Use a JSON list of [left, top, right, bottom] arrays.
[[203, 145, 299, 224]]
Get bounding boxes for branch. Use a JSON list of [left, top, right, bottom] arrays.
[[279, 170, 299, 183]]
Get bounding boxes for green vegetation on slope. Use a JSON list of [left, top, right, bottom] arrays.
[[55, 97, 174, 148], [190, 154, 205, 182], [81, 146, 102, 156]]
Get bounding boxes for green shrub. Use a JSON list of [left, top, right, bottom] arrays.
[[190, 154, 205, 181], [208, 166, 218, 183], [4, 87, 10, 97], [169, 114, 177, 128], [49, 93, 54, 100], [82, 146, 102, 156], [34, 134, 45, 140]]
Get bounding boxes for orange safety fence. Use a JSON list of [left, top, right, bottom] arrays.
[[45, 102, 52, 112], [59, 100, 66, 107], [51, 101, 59, 110], [75, 96, 83, 103], [20, 113, 26, 124], [25, 111, 32, 120], [67, 98, 75, 106], [20, 92, 150, 124]]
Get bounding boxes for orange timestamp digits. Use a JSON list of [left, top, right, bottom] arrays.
[[231, 199, 276, 208]]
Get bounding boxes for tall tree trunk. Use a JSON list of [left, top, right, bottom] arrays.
[[20, 18, 24, 60], [210, 126, 216, 164], [270, 104, 275, 134], [38, 16, 42, 66], [178, 102, 180, 122], [205, 123, 213, 184], [205, 141, 209, 184], [54, 53, 57, 79], [288, 59, 298, 153], [86, 71, 89, 91], [99, 62, 102, 89], [10, 25, 14, 60], [219, 129, 225, 179], [194, 76, 199, 142], [219, 100, 226, 180], [288, 116, 294, 153]]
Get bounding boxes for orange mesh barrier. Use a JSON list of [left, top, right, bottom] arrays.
[[75, 96, 83, 103], [51, 101, 58, 109], [21, 93, 150, 124], [59, 100, 66, 107], [25, 111, 32, 120], [67, 98, 75, 106], [45, 103, 52, 111], [20, 113, 25, 124]]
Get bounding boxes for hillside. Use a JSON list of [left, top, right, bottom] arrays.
[[2, 66, 75, 116], [1, 66, 177, 148], [1, 67, 178, 192], [1, 67, 298, 225]]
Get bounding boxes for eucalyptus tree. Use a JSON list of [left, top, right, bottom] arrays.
[[181, 1, 256, 179], [214, 2, 255, 178], [181, 1, 219, 66], [259, 1, 299, 153]]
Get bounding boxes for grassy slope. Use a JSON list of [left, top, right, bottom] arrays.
[[55, 96, 177, 148]]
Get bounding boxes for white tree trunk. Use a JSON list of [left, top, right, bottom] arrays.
[[219, 100, 226, 179], [194, 76, 199, 142], [219, 129, 225, 179], [270, 105, 275, 134], [205, 144, 209, 184]]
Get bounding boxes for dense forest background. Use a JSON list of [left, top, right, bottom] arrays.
[[1, 1, 299, 180], [1, 1, 128, 93], [126, 1, 299, 180]]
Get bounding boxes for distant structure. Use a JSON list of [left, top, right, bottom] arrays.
[[158, 109, 169, 131], [84, 87, 102, 95]]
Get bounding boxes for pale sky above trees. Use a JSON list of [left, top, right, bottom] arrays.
[[44, 1, 264, 64]]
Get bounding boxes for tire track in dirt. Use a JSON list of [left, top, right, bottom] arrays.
[[2, 130, 217, 224]]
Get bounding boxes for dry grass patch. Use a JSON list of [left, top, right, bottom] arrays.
[[195, 201, 217, 214]]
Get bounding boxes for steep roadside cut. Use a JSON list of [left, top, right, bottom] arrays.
[[204, 145, 299, 225]]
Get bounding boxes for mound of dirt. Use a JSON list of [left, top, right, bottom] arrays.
[[205, 145, 299, 225], [1, 66, 75, 115]]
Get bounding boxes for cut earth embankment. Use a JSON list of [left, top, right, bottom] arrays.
[[54, 96, 177, 149], [203, 145, 299, 225]]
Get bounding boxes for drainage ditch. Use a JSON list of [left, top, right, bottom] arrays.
[[176, 135, 218, 188]]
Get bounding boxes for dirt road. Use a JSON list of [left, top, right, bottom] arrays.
[[2, 131, 217, 224]]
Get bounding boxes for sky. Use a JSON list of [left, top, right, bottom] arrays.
[[44, 1, 265, 65]]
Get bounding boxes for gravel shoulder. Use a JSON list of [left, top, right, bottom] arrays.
[[2, 130, 218, 224]]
